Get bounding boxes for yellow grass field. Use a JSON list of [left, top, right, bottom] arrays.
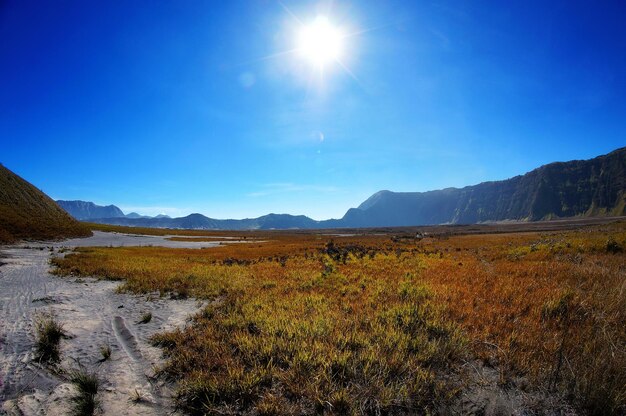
[[53, 222, 626, 415]]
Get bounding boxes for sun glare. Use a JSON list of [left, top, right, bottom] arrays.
[[298, 16, 343, 67]]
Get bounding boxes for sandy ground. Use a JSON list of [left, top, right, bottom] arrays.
[[39, 230, 231, 249], [0, 232, 208, 415]]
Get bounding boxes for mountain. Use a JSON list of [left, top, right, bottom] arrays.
[[57, 201, 174, 221], [125, 212, 148, 219], [77, 147, 626, 230], [57, 200, 125, 220], [0, 165, 92, 243], [337, 147, 626, 227], [89, 213, 319, 230]]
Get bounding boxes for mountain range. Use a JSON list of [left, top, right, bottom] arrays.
[[58, 147, 626, 230]]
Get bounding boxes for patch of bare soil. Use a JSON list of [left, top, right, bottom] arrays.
[[446, 360, 578, 416], [0, 241, 202, 415]]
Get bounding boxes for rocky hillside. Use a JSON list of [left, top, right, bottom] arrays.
[[339, 147, 626, 227], [57, 200, 125, 220], [0, 165, 92, 243]]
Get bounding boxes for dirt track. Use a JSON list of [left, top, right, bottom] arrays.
[[0, 233, 207, 415]]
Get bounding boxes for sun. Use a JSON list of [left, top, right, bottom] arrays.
[[298, 16, 343, 67]]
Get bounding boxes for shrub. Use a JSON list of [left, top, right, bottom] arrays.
[[605, 237, 623, 254]]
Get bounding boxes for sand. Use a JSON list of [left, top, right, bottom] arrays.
[[46, 230, 231, 249], [0, 232, 208, 415]]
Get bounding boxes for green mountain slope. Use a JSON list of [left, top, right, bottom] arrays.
[[0, 164, 92, 243]]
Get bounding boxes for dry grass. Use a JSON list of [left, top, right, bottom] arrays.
[[99, 344, 112, 362], [418, 228, 626, 414], [34, 314, 66, 363], [52, 222, 626, 415], [68, 366, 100, 415], [138, 311, 152, 324]]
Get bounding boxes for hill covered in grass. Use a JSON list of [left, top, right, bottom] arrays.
[[0, 164, 92, 243]]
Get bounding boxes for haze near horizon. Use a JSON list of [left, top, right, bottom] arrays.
[[1, 1, 625, 220]]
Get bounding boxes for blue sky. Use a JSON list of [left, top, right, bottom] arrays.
[[1, 1, 625, 220]]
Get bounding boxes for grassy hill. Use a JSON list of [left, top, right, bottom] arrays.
[[0, 164, 92, 243]]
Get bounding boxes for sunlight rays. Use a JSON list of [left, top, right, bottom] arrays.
[[297, 16, 343, 67], [249, 1, 373, 89]]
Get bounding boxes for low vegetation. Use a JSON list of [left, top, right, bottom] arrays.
[[34, 314, 66, 363], [69, 366, 100, 415], [52, 222, 626, 414], [138, 311, 152, 324], [130, 388, 146, 403], [99, 344, 112, 362]]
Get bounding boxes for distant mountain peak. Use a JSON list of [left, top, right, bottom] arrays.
[[357, 190, 393, 210], [57, 200, 125, 220]]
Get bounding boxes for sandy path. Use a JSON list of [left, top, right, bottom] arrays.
[[0, 233, 206, 415]]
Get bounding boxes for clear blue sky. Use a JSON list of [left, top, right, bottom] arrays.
[[1, 1, 625, 219]]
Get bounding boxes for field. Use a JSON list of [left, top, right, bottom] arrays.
[[52, 220, 626, 415]]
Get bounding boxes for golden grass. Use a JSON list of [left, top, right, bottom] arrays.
[[52, 223, 626, 414]]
